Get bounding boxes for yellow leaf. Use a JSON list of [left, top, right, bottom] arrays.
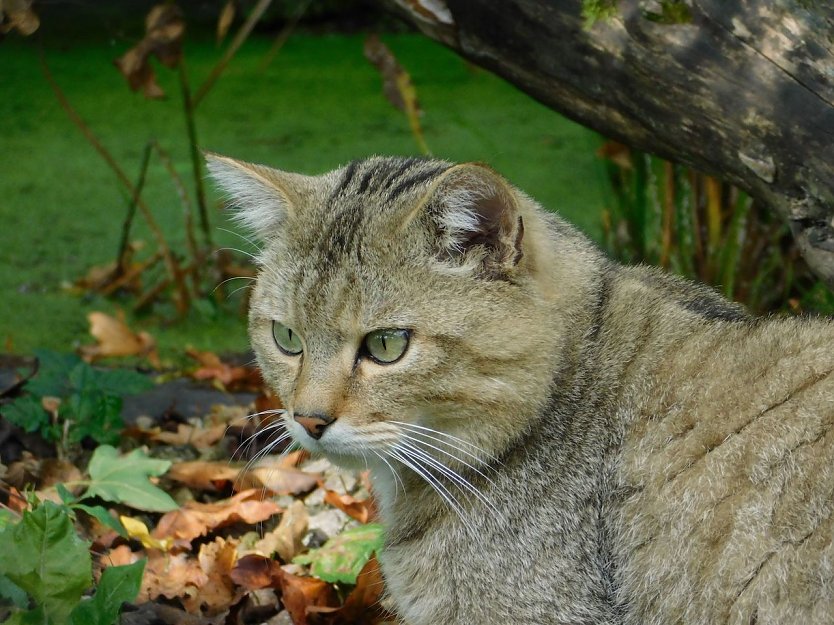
[[121, 515, 172, 551]]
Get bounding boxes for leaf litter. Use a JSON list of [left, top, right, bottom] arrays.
[[0, 334, 396, 624]]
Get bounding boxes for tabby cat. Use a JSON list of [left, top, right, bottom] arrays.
[[207, 153, 834, 625]]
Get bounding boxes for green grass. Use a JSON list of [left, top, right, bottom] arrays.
[[0, 31, 609, 359]]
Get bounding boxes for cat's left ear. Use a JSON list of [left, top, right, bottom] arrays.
[[205, 152, 315, 238], [414, 163, 524, 274]]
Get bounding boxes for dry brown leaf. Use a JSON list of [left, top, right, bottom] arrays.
[[152, 422, 228, 449], [241, 463, 319, 496], [181, 537, 240, 615], [216, 0, 235, 43], [277, 567, 339, 625], [186, 347, 262, 391], [597, 140, 633, 170], [153, 489, 281, 544], [230, 553, 281, 591], [323, 490, 376, 524], [167, 460, 241, 491], [79, 310, 159, 367], [142, 551, 208, 604], [0, 0, 39, 35], [114, 3, 186, 98], [333, 556, 393, 624], [102, 544, 141, 568], [253, 500, 308, 562]]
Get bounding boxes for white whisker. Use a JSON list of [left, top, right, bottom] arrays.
[[216, 246, 259, 261], [216, 226, 262, 253], [211, 274, 255, 295], [390, 420, 501, 464]]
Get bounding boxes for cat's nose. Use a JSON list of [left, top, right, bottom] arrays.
[[293, 412, 336, 440]]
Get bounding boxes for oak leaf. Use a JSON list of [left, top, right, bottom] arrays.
[[79, 311, 159, 367], [153, 489, 281, 545], [181, 537, 239, 615]]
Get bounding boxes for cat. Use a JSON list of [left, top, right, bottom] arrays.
[[207, 153, 834, 625]]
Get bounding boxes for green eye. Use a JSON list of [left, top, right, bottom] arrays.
[[272, 321, 303, 356], [363, 329, 410, 364]]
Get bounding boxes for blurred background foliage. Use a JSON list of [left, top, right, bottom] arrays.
[[1, 0, 831, 363]]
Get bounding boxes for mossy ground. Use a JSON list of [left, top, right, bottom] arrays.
[[0, 30, 610, 361]]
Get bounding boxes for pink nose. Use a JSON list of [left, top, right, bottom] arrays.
[[293, 413, 335, 440]]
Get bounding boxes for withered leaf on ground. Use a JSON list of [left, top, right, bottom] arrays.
[[181, 537, 240, 615], [153, 489, 281, 544], [333, 556, 394, 625], [253, 500, 308, 563], [79, 310, 160, 367], [167, 460, 240, 491], [230, 554, 281, 591], [277, 567, 339, 625], [151, 422, 228, 449], [323, 490, 376, 524], [186, 347, 262, 391], [114, 3, 186, 98]]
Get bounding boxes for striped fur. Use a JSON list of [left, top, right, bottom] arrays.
[[208, 154, 834, 625]]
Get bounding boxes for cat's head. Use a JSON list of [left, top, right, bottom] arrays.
[[207, 154, 570, 481]]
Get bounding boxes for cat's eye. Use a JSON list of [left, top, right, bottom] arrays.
[[363, 329, 410, 364], [272, 321, 303, 356]]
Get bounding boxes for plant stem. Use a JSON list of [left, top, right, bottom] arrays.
[[117, 141, 154, 274], [39, 46, 190, 315], [193, 0, 274, 108], [178, 61, 212, 253]]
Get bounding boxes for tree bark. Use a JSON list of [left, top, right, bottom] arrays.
[[382, 0, 834, 287]]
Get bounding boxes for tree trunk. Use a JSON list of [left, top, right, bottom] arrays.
[[382, 0, 834, 287]]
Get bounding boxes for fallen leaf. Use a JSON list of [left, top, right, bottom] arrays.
[[121, 515, 173, 551], [254, 500, 308, 563], [294, 524, 385, 585], [167, 460, 241, 491], [102, 545, 141, 568], [186, 347, 262, 391], [323, 490, 376, 524], [243, 464, 319, 497], [277, 568, 338, 625], [333, 556, 393, 625], [114, 3, 185, 98], [0, 0, 39, 36], [151, 422, 228, 449], [153, 489, 281, 545], [181, 537, 239, 615], [79, 311, 159, 367], [230, 554, 281, 591], [141, 551, 208, 604]]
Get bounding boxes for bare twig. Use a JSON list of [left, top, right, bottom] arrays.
[[39, 46, 190, 315], [117, 140, 154, 274], [152, 140, 203, 287], [258, 0, 310, 72], [192, 0, 273, 108], [178, 62, 212, 253]]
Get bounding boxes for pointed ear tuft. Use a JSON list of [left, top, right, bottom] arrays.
[[205, 152, 313, 238], [422, 163, 524, 274]]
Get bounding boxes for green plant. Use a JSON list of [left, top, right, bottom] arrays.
[[0, 499, 145, 625], [598, 142, 834, 315], [294, 523, 384, 584], [0, 350, 153, 453]]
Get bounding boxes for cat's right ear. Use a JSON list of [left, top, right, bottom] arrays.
[[205, 153, 313, 238]]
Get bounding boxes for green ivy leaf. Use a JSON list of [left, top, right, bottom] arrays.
[[71, 504, 128, 538], [293, 523, 384, 584], [70, 560, 145, 625], [0, 501, 92, 623], [83, 446, 177, 512]]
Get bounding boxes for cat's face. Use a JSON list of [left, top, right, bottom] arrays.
[[208, 155, 558, 482]]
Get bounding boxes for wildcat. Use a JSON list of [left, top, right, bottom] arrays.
[[207, 153, 834, 625]]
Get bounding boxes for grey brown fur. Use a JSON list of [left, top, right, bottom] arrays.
[[207, 153, 834, 625]]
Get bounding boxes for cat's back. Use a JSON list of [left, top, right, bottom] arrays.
[[611, 303, 834, 625]]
